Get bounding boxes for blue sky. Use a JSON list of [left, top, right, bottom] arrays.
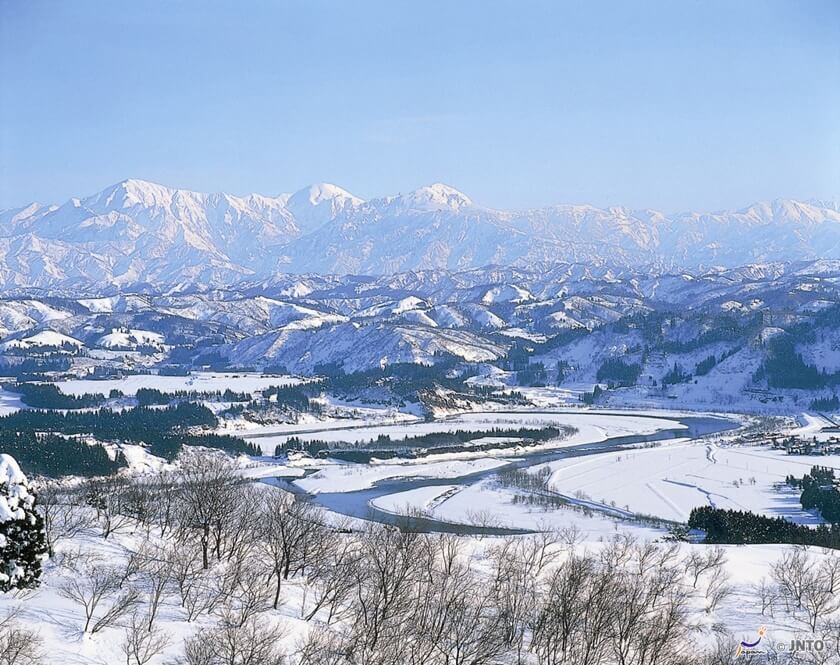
[[1, 0, 838, 211]]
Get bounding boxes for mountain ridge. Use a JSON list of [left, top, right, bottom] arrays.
[[2, 179, 839, 289]]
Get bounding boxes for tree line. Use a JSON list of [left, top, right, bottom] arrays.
[[135, 387, 252, 406], [275, 425, 568, 461], [757, 337, 840, 390], [0, 402, 258, 475], [6, 382, 106, 409], [689, 505, 840, 549]]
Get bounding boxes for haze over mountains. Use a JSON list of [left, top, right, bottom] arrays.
[[1, 178, 839, 290]]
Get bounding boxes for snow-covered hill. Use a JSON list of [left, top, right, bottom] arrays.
[[2, 179, 840, 288], [0, 260, 837, 405]]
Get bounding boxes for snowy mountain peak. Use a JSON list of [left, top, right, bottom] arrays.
[[286, 183, 364, 231], [394, 183, 473, 212], [93, 178, 179, 209], [290, 182, 363, 207]]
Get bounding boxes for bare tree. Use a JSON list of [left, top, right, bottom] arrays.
[[58, 555, 140, 634], [685, 546, 727, 589], [122, 480, 158, 534], [530, 554, 614, 665], [817, 619, 840, 665], [300, 532, 360, 623], [801, 571, 840, 632], [175, 451, 241, 570], [704, 565, 732, 613], [136, 543, 173, 630], [773, 548, 809, 611], [344, 525, 428, 661], [753, 577, 778, 617], [84, 475, 134, 539], [607, 542, 691, 665], [817, 552, 840, 594], [297, 629, 350, 665], [162, 540, 222, 622], [416, 559, 508, 665], [771, 548, 840, 631], [118, 549, 144, 590], [182, 574, 224, 623], [148, 471, 180, 538], [557, 524, 583, 551], [36, 481, 92, 557], [0, 610, 43, 665], [530, 541, 696, 665], [220, 485, 262, 564], [174, 616, 286, 665], [260, 490, 329, 609], [121, 613, 171, 665], [212, 557, 273, 629], [488, 533, 560, 662], [698, 631, 742, 665]]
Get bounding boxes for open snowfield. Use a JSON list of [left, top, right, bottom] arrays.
[[0, 386, 24, 416], [53, 371, 304, 396], [788, 412, 840, 443], [293, 457, 509, 493], [370, 481, 666, 540], [544, 440, 840, 523], [246, 409, 685, 455]]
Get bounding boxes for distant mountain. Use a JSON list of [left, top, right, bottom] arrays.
[[2, 179, 839, 289]]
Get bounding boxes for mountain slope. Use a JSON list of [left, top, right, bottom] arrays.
[[2, 179, 839, 288]]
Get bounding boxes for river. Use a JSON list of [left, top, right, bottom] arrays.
[[268, 410, 739, 535]]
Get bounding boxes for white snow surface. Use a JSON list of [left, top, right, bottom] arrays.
[[96, 328, 165, 349], [545, 441, 840, 523], [54, 371, 303, 396], [0, 330, 83, 350]]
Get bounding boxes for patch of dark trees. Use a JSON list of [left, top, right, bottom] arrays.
[[688, 506, 840, 549], [756, 336, 840, 390], [275, 425, 568, 462], [135, 387, 250, 406], [811, 394, 839, 411], [6, 382, 106, 409], [0, 402, 257, 476], [596, 358, 641, 388], [0, 430, 125, 477], [786, 466, 840, 524]]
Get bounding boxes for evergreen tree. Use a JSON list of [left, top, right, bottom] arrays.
[[0, 454, 48, 592]]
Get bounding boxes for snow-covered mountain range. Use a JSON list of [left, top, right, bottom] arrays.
[[1, 260, 839, 390], [2, 179, 839, 289]]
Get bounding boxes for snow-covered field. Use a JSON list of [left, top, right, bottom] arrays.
[[545, 441, 840, 523], [370, 481, 666, 539], [293, 457, 509, 494], [247, 409, 685, 455], [0, 386, 24, 416], [365, 435, 839, 533], [53, 371, 304, 396]]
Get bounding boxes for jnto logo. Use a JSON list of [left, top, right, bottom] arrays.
[[735, 626, 767, 658]]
